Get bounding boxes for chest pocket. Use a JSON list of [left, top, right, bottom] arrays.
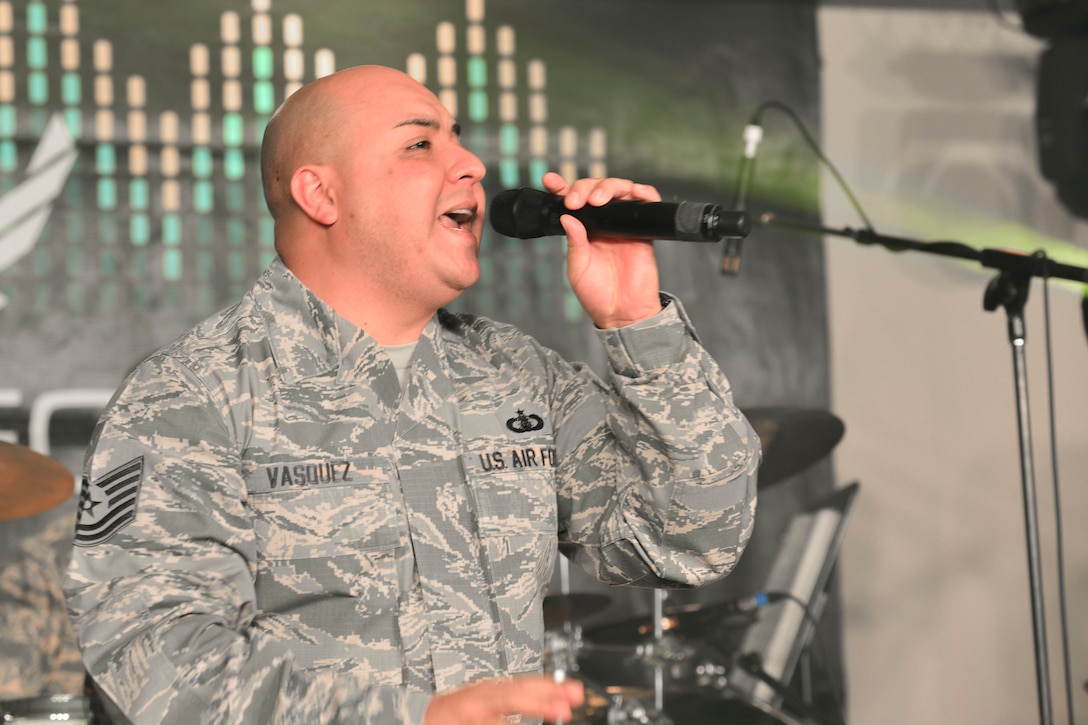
[[467, 467, 558, 674], [246, 469, 406, 683], [249, 476, 401, 559], [469, 467, 557, 536]]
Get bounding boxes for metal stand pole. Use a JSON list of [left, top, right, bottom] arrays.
[[652, 589, 665, 715], [983, 270, 1053, 725]]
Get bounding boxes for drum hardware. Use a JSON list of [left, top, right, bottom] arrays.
[[543, 641, 666, 725], [601, 694, 672, 725], [543, 626, 584, 679], [0, 693, 101, 724], [593, 590, 676, 725], [544, 553, 632, 724], [544, 625, 638, 725], [693, 661, 730, 691], [630, 636, 692, 670], [580, 598, 753, 650], [543, 617, 674, 724], [576, 585, 822, 725], [543, 593, 612, 630]]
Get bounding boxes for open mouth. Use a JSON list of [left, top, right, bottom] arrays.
[[440, 208, 477, 232]]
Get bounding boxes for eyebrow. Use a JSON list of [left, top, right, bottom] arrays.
[[394, 117, 462, 136]]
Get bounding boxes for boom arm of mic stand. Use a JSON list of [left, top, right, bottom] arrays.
[[759, 213, 1088, 284]]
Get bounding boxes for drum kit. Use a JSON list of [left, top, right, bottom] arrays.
[[542, 406, 846, 725], [0, 441, 105, 724]]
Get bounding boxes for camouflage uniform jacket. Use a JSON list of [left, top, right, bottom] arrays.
[[65, 257, 759, 724]]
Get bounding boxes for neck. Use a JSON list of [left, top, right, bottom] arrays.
[[293, 267, 439, 345], [278, 230, 456, 346], [348, 306, 431, 345]]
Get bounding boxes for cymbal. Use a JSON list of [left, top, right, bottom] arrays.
[[584, 600, 753, 646], [543, 593, 612, 628], [0, 441, 75, 522], [742, 406, 845, 487]]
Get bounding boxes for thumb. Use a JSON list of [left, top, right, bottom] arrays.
[[558, 213, 593, 286], [558, 211, 588, 248]]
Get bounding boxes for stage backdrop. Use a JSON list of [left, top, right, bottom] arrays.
[[0, 0, 836, 716]]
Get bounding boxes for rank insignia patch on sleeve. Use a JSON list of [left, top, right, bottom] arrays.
[[74, 457, 144, 547]]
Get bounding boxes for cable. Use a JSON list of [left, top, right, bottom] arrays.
[[745, 100, 876, 233], [735, 649, 846, 725], [788, 593, 848, 724], [1036, 253, 1075, 725]]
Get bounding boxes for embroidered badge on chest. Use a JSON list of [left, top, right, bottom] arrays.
[[74, 457, 144, 547], [505, 408, 544, 433]]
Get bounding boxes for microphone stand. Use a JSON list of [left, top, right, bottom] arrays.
[[761, 214, 1088, 725]]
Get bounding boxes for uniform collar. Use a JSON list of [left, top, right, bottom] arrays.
[[253, 257, 342, 384], [254, 257, 448, 392]]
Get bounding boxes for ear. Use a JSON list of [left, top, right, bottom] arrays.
[[289, 165, 338, 226]]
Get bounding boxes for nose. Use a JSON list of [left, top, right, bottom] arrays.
[[450, 143, 486, 184]]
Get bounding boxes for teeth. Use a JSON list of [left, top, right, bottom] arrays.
[[444, 209, 475, 229]]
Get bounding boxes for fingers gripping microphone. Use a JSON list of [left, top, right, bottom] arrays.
[[722, 122, 763, 275], [489, 187, 749, 242]]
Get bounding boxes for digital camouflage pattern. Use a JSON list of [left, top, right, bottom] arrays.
[[0, 498, 84, 701], [64, 257, 759, 724]]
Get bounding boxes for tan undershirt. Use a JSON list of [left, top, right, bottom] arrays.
[[381, 340, 418, 390]]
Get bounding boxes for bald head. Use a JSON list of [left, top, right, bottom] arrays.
[[261, 79, 325, 221], [259, 65, 425, 223]]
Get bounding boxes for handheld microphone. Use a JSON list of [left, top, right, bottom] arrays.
[[722, 122, 763, 275], [489, 187, 749, 242]]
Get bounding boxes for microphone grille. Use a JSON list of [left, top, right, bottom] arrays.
[[489, 188, 549, 238]]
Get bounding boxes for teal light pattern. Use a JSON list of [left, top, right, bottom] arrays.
[[0, 0, 606, 342]]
